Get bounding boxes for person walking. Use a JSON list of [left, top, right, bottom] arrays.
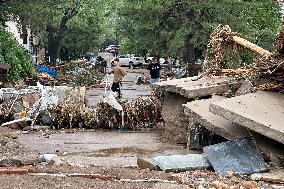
[[111, 58, 127, 98], [147, 57, 161, 84]]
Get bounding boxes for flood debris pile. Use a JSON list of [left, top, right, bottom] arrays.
[[150, 22, 284, 188], [0, 83, 162, 131], [49, 89, 96, 129], [96, 94, 162, 130], [55, 66, 104, 86], [205, 23, 284, 92], [32, 62, 104, 87]]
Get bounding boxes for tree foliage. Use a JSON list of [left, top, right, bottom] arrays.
[[2, 0, 106, 65], [117, 0, 282, 65], [0, 25, 35, 81]]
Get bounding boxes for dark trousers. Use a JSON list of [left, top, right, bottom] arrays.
[[111, 82, 121, 98]]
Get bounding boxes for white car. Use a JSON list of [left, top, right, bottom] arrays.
[[111, 54, 145, 68]]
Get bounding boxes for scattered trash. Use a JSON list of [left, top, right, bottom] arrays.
[[39, 154, 62, 166], [203, 138, 267, 176]]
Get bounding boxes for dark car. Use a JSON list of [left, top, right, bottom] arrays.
[[90, 56, 107, 73]]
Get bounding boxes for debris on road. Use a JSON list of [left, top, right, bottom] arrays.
[[154, 154, 211, 173], [203, 138, 267, 176]]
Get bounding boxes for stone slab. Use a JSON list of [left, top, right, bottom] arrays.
[[251, 169, 284, 183], [210, 91, 284, 144], [153, 154, 211, 172], [203, 138, 267, 176], [153, 76, 240, 99], [183, 95, 249, 140]]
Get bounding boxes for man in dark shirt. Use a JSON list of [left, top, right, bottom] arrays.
[[147, 57, 161, 84]]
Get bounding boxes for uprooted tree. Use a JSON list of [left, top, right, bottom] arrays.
[[205, 23, 284, 91]]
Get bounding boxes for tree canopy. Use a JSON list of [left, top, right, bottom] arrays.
[[117, 0, 282, 65], [1, 0, 282, 68]]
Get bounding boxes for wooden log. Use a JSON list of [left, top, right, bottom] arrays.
[[232, 36, 272, 57]]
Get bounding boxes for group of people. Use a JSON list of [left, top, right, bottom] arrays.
[[110, 57, 161, 98]]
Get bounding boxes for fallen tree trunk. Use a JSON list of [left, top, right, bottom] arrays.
[[232, 36, 272, 57]]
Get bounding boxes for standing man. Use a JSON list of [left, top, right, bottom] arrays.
[[147, 57, 161, 84], [111, 58, 127, 98]]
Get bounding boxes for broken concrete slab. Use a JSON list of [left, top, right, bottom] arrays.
[[203, 138, 267, 176], [251, 169, 284, 183], [153, 154, 211, 172], [153, 76, 240, 99], [183, 95, 249, 143], [184, 95, 284, 159], [210, 91, 284, 144]]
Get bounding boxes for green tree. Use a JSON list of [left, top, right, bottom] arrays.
[[3, 0, 106, 65], [117, 0, 281, 66], [0, 25, 35, 82]]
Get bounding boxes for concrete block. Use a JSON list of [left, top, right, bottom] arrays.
[[153, 154, 211, 172], [154, 76, 240, 99], [203, 138, 267, 176], [183, 95, 249, 148], [210, 91, 284, 144]]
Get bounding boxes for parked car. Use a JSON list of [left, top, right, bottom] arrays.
[[90, 56, 107, 73], [111, 54, 145, 68]]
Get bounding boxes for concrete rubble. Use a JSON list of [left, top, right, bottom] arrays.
[[203, 138, 267, 176], [210, 91, 284, 144], [153, 72, 284, 176], [183, 95, 249, 149], [153, 154, 211, 172]]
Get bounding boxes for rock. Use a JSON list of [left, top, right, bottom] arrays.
[[5, 142, 18, 149], [137, 157, 158, 170], [20, 154, 40, 165], [235, 79, 255, 96], [212, 181, 229, 189], [242, 181, 259, 189], [0, 157, 22, 167], [4, 132, 18, 139], [197, 185, 206, 189], [251, 169, 284, 184], [203, 138, 267, 176], [39, 154, 62, 166], [153, 154, 211, 172]]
